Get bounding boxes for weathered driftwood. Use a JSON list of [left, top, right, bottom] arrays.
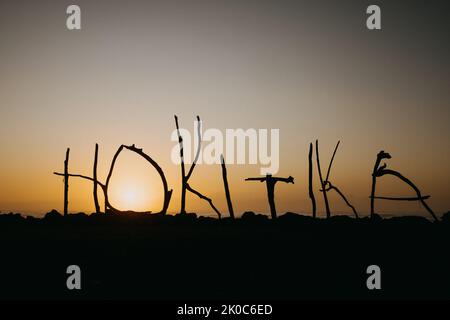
[[370, 195, 430, 201], [370, 151, 437, 221], [370, 151, 391, 216], [93, 143, 100, 213], [372, 159, 437, 221], [54, 172, 110, 213], [324, 181, 359, 218], [315, 140, 331, 218], [55, 144, 172, 215], [64, 148, 70, 216], [245, 174, 294, 219], [308, 143, 317, 218], [325, 140, 340, 183], [221, 154, 235, 219], [186, 183, 221, 219], [316, 140, 358, 219], [174, 115, 188, 214], [106, 144, 172, 214], [174, 115, 221, 218]]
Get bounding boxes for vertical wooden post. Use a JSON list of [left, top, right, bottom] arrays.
[[316, 140, 331, 218], [370, 151, 388, 218], [221, 154, 234, 219], [266, 174, 277, 219], [64, 148, 70, 216], [370, 168, 378, 218], [308, 143, 317, 218], [174, 115, 187, 214], [93, 143, 100, 213]]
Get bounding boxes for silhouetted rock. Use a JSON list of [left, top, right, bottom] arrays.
[[278, 212, 314, 223], [173, 212, 197, 223], [67, 212, 89, 221], [0, 209, 450, 299], [370, 213, 383, 222], [387, 215, 431, 226], [44, 209, 62, 220], [241, 211, 269, 222], [327, 215, 354, 223], [0, 212, 24, 223], [442, 211, 450, 223], [198, 216, 217, 223]]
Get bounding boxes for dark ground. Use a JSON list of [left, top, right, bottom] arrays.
[[0, 211, 449, 300]]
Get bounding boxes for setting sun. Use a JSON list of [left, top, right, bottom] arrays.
[[122, 189, 137, 207], [105, 151, 165, 213], [110, 183, 153, 212]]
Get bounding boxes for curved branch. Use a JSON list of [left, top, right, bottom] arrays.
[[376, 168, 437, 221], [186, 183, 221, 219], [325, 182, 358, 218], [104, 144, 172, 214], [370, 151, 391, 217], [105, 145, 124, 189], [123, 144, 172, 213], [186, 115, 201, 181], [325, 140, 340, 182], [174, 115, 186, 166]]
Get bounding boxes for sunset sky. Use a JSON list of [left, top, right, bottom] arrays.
[[0, 0, 449, 218]]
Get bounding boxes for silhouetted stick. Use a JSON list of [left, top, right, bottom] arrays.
[[54, 170, 110, 212], [103, 145, 125, 213], [103, 144, 172, 214], [325, 140, 340, 183], [174, 115, 187, 214], [308, 143, 317, 218], [57, 144, 172, 215], [245, 177, 266, 182], [245, 175, 294, 219], [315, 140, 331, 218], [186, 116, 201, 180], [370, 151, 391, 217], [123, 145, 172, 214], [221, 154, 234, 219], [370, 195, 430, 201], [324, 182, 359, 218], [93, 143, 100, 213], [375, 168, 438, 221], [64, 148, 70, 216], [54, 172, 106, 189], [186, 183, 221, 219], [174, 115, 220, 217]]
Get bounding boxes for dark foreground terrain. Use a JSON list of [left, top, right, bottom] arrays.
[[1, 211, 450, 299]]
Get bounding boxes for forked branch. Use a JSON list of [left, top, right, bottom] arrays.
[[174, 115, 222, 218]]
